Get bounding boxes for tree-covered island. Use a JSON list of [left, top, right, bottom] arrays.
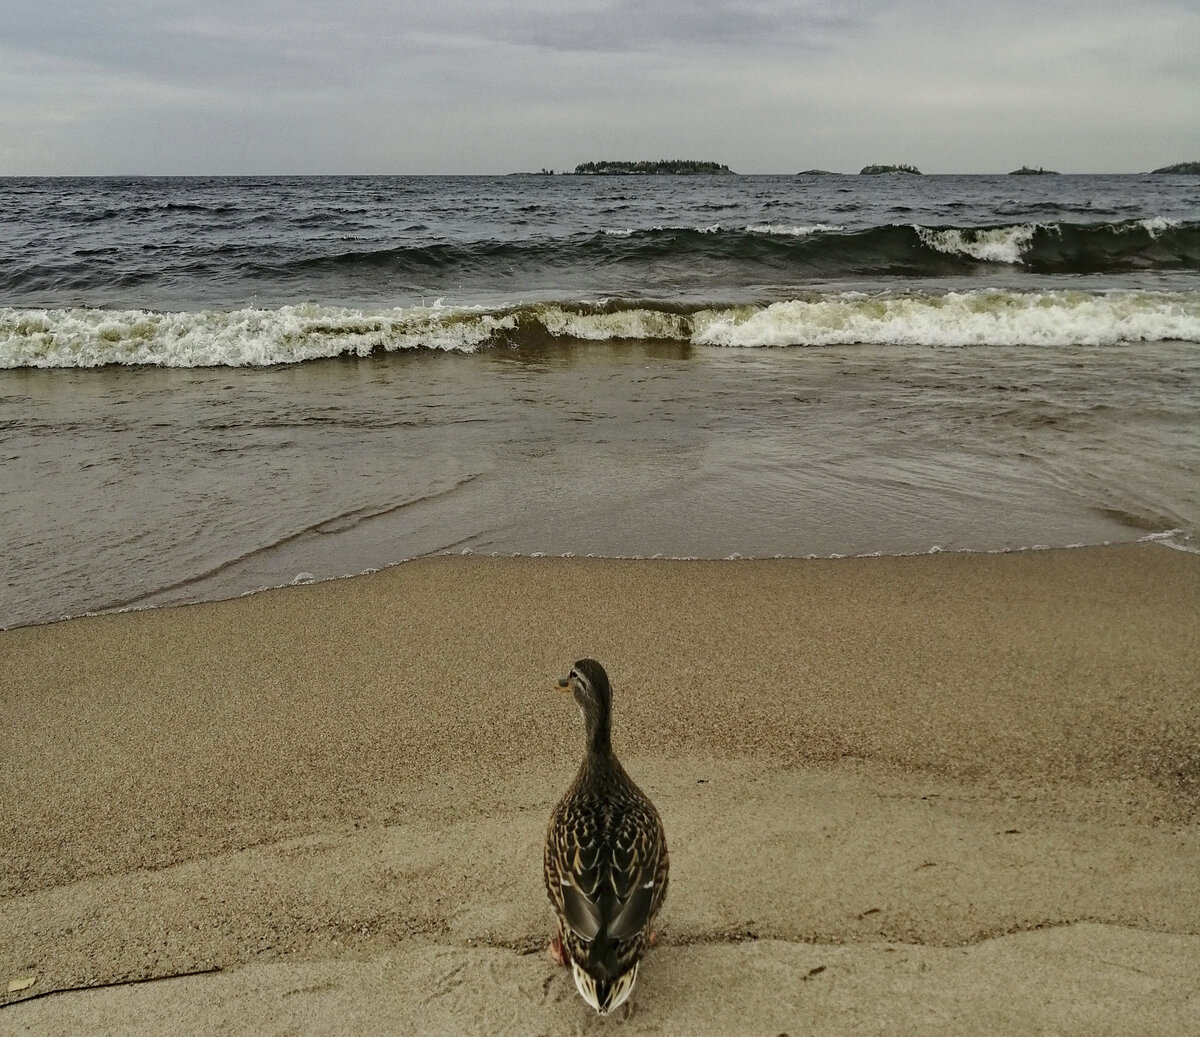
[[573, 160, 735, 175], [859, 163, 923, 175]]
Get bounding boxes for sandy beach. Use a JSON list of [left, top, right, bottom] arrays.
[[2, 542, 1198, 1034]]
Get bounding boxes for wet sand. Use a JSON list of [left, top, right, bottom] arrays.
[[2, 543, 1199, 1033]]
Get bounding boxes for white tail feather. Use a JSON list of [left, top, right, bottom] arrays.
[[571, 960, 639, 1016]]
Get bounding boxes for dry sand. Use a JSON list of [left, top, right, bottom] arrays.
[[2, 542, 1198, 1034]]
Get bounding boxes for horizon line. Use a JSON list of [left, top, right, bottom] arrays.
[[1, 168, 1191, 178]]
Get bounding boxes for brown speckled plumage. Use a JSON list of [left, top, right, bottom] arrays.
[[544, 659, 669, 1015]]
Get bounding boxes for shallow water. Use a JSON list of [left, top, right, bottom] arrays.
[[5, 336, 1196, 628]]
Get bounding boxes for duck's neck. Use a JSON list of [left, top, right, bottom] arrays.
[[584, 699, 612, 757]]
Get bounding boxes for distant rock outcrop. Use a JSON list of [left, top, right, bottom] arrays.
[[859, 164, 922, 175], [1009, 166, 1059, 175], [796, 169, 837, 176], [1151, 162, 1200, 174], [573, 160, 734, 175]]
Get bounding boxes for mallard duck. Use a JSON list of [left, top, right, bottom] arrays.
[[544, 658, 669, 1015]]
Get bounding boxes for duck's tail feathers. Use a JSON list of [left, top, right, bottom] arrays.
[[571, 960, 639, 1016]]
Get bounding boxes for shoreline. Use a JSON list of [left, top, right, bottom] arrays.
[[5, 529, 1192, 634], [3, 543, 1198, 1031], [8, 325, 1198, 633]]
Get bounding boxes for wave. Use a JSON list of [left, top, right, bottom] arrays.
[[4, 289, 1198, 368], [3, 218, 1196, 299], [593, 218, 1196, 275], [914, 218, 1192, 269], [215, 218, 1200, 287], [916, 225, 1039, 264], [743, 223, 847, 236]]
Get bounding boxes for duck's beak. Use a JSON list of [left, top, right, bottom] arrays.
[[556, 676, 571, 693]]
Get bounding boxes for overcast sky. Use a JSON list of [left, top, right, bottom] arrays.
[[1, 0, 1197, 174]]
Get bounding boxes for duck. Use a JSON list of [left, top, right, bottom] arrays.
[[544, 658, 669, 1015]]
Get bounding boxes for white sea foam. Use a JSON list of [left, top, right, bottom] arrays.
[[0, 303, 515, 368], [744, 223, 845, 236], [601, 223, 722, 235], [915, 224, 1039, 264], [3, 290, 1198, 368], [689, 290, 1200, 349], [536, 305, 697, 342], [1134, 216, 1180, 238], [1142, 529, 1200, 554]]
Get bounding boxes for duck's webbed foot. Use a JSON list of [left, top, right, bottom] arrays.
[[548, 933, 567, 966]]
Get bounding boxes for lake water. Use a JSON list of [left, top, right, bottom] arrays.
[[2, 173, 1197, 627]]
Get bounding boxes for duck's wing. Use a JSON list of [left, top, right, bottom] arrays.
[[550, 795, 666, 949]]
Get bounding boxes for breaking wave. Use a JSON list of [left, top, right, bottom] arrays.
[[913, 218, 1191, 269], [277, 219, 1198, 278], [4, 218, 1197, 302], [4, 288, 1198, 368]]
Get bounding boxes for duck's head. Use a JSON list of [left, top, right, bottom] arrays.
[[557, 658, 613, 750]]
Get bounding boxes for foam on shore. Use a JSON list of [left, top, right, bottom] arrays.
[[4, 288, 1199, 367]]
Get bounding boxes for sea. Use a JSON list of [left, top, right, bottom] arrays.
[[2, 173, 1198, 629]]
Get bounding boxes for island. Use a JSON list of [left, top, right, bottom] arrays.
[[1009, 166, 1059, 175], [573, 160, 735, 175], [859, 164, 922, 175], [796, 169, 838, 176], [1151, 161, 1200, 174]]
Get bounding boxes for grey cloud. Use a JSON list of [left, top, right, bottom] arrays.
[[1, 0, 1196, 174], [446, 0, 868, 53], [2, 0, 869, 87]]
